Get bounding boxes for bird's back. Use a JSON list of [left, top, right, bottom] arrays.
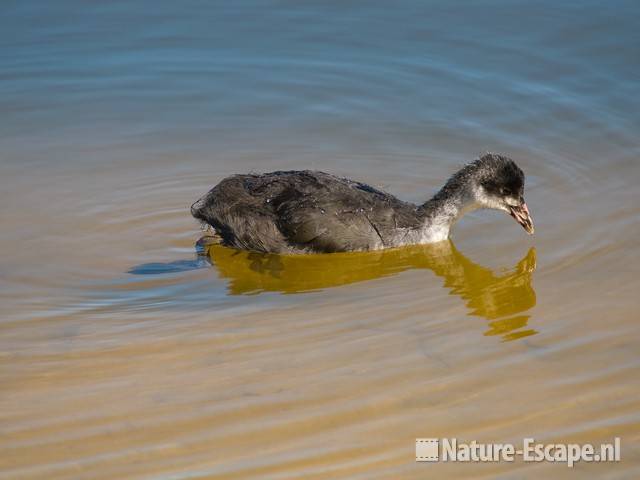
[[191, 170, 422, 253]]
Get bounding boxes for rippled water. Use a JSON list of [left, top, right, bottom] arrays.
[[1, 1, 639, 478]]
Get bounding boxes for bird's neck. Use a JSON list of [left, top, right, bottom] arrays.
[[417, 180, 479, 243]]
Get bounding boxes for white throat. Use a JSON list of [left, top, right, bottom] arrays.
[[418, 186, 483, 243]]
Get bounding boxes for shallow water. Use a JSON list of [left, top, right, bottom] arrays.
[[1, 1, 639, 478]]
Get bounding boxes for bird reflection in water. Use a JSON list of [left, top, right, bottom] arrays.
[[201, 238, 537, 341]]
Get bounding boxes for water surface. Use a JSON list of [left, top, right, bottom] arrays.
[[1, 1, 639, 478]]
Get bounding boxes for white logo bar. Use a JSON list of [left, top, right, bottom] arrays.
[[416, 437, 621, 467]]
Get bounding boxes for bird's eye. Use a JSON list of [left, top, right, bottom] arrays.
[[500, 187, 510, 196]]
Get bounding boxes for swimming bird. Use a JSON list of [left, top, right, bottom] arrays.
[[191, 153, 534, 253]]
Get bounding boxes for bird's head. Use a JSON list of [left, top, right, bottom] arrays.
[[472, 153, 534, 234]]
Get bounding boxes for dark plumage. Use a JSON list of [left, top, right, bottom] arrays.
[[191, 153, 533, 253]]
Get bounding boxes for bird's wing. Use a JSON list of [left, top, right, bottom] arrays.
[[271, 179, 406, 252]]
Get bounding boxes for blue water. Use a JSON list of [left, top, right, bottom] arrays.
[[2, 1, 638, 166]]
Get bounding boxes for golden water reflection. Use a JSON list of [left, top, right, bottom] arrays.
[[204, 240, 538, 341]]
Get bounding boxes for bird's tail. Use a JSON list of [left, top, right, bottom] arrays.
[[190, 195, 208, 220], [191, 193, 218, 237]]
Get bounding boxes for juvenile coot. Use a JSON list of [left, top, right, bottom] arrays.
[[191, 153, 534, 253]]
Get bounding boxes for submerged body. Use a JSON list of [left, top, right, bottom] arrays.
[[191, 153, 534, 253]]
